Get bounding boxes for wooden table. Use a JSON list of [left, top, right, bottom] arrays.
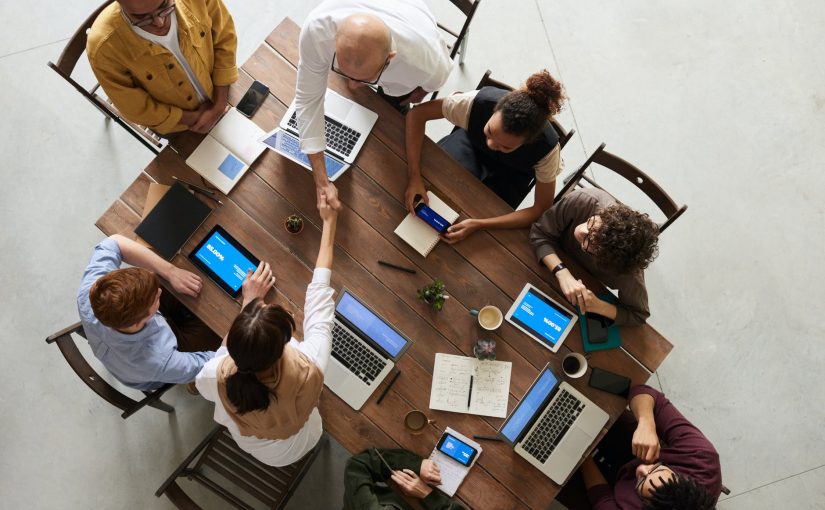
[[96, 18, 673, 509]]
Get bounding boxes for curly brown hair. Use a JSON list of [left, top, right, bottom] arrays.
[[589, 204, 660, 274], [494, 69, 567, 142]]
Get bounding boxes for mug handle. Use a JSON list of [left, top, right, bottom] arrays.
[[469, 309, 479, 316]]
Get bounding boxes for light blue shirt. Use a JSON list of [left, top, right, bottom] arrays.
[[77, 238, 214, 390]]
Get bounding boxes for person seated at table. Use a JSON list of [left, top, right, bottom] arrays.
[[78, 235, 220, 391], [296, 0, 453, 210], [196, 192, 338, 466], [577, 385, 722, 510], [344, 448, 465, 510], [404, 69, 567, 243], [529, 188, 659, 326], [87, 0, 238, 135]]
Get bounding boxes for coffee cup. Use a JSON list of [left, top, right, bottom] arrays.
[[469, 305, 503, 331], [562, 352, 587, 379], [404, 410, 434, 434]]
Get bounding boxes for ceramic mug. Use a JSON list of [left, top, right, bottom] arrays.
[[404, 410, 434, 434], [562, 352, 588, 379], [469, 305, 504, 331]]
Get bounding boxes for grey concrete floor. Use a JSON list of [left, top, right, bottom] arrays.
[[2, 0, 823, 508]]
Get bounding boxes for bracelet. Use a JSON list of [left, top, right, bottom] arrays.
[[551, 263, 566, 275]]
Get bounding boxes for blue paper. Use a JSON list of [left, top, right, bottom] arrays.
[[218, 153, 244, 180]]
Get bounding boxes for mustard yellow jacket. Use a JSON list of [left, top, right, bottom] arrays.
[[87, 0, 238, 134]]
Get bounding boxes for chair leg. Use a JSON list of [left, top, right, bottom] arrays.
[[121, 384, 175, 419], [458, 30, 469, 66]]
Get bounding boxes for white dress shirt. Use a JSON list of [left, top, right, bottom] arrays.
[[296, 0, 453, 154], [196, 268, 335, 467]]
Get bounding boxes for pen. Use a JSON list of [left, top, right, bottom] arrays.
[[473, 435, 503, 442], [378, 260, 417, 274], [467, 375, 473, 409], [375, 370, 401, 405], [172, 175, 216, 195]]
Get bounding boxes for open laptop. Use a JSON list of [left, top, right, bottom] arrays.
[[260, 89, 378, 181], [325, 288, 412, 410], [498, 363, 609, 484]]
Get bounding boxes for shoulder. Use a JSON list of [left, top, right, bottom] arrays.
[[87, 3, 124, 61]]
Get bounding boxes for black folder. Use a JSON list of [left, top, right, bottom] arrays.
[[134, 182, 212, 260]]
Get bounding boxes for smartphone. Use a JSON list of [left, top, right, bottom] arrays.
[[436, 432, 478, 467], [588, 367, 631, 397], [585, 312, 611, 344], [237, 80, 269, 118], [414, 198, 451, 234]]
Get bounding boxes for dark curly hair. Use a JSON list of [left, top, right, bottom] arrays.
[[494, 69, 566, 142], [643, 475, 717, 510], [589, 204, 659, 274]]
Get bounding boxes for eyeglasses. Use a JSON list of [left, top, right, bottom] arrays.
[[124, 0, 176, 28], [330, 52, 390, 86], [581, 216, 598, 253], [635, 463, 670, 496]]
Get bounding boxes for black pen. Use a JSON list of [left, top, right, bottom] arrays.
[[378, 260, 417, 274], [467, 375, 473, 409], [172, 175, 216, 195], [375, 370, 401, 405], [473, 435, 503, 442]]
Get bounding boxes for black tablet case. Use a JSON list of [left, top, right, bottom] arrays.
[[134, 182, 212, 260]]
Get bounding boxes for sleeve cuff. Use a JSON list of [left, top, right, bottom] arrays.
[[300, 136, 326, 154], [534, 243, 556, 264], [100, 236, 122, 256], [312, 267, 332, 284], [212, 66, 238, 87], [154, 106, 184, 135]]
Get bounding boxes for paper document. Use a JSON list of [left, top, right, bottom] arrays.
[[428, 427, 482, 497], [429, 353, 511, 418], [394, 191, 459, 257], [185, 108, 266, 194]]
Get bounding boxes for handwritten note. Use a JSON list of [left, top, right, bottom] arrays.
[[429, 353, 511, 418], [428, 427, 482, 496]]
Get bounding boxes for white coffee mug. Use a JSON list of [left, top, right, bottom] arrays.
[[469, 305, 503, 331], [562, 352, 588, 379]]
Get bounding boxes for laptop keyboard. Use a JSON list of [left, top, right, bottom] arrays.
[[270, 131, 346, 179], [287, 112, 361, 157], [522, 390, 585, 464], [331, 322, 387, 385]]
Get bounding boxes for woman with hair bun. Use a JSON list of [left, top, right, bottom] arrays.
[[405, 69, 567, 242], [196, 192, 339, 466]]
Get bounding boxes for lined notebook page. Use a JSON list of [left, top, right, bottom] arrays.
[[394, 191, 459, 257]]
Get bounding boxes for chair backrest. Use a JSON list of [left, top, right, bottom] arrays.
[[47, 0, 164, 154], [555, 142, 688, 233], [156, 426, 324, 510], [437, 0, 482, 60], [475, 69, 576, 149], [45, 322, 174, 418]]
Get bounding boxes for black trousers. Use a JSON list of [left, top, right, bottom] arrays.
[[159, 291, 221, 353]]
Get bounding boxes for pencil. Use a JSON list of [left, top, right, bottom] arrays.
[[473, 435, 503, 442], [375, 371, 401, 405], [378, 260, 417, 274], [172, 175, 216, 195]]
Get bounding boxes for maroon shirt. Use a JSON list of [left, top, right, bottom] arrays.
[[587, 386, 722, 509]]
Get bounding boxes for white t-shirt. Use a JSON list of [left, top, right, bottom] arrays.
[[129, 11, 209, 103], [196, 268, 335, 467]]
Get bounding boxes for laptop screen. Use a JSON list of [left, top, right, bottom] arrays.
[[510, 287, 574, 349], [336, 291, 408, 358], [500, 367, 559, 443]]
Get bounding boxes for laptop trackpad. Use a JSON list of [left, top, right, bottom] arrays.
[[558, 427, 591, 458]]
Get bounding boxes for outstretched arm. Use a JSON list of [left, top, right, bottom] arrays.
[[404, 100, 446, 212], [110, 234, 201, 297]]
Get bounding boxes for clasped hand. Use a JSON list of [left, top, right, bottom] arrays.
[[389, 459, 441, 499]]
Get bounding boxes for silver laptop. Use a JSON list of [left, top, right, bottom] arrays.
[[498, 363, 609, 484], [260, 89, 378, 181], [324, 288, 412, 410]]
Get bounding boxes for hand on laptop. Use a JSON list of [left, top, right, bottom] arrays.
[[391, 469, 433, 498], [241, 261, 276, 308], [166, 266, 203, 298], [632, 420, 661, 463], [419, 459, 442, 485]]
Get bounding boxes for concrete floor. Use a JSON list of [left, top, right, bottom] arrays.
[[2, 0, 823, 508]]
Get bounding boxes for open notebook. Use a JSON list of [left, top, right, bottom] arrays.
[[185, 108, 266, 194], [427, 427, 482, 497], [394, 191, 459, 257], [429, 353, 512, 418]]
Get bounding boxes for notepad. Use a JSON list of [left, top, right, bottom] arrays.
[[428, 427, 482, 497], [394, 191, 459, 257], [185, 108, 266, 194], [429, 353, 511, 418]]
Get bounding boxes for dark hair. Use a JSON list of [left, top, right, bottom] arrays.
[[590, 204, 660, 274], [90, 267, 159, 329], [225, 299, 295, 414], [643, 475, 716, 510], [494, 69, 566, 142]]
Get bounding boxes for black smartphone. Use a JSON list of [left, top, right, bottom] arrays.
[[237, 80, 269, 118], [585, 312, 611, 344], [414, 198, 451, 234], [588, 367, 631, 397], [436, 432, 478, 467]]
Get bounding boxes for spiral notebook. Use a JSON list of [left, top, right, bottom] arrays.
[[394, 191, 459, 257]]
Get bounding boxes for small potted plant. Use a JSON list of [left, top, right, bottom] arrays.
[[417, 279, 449, 311], [284, 214, 304, 234]]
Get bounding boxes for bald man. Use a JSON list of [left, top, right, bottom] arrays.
[[296, 0, 453, 210]]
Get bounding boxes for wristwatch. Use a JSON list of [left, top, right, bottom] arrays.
[[551, 263, 566, 276]]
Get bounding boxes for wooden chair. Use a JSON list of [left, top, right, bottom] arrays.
[[47, 0, 165, 154], [155, 426, 325, 510], [45, 322, 175, 419], [429, 0, 482, 100], [555, 143, 688, 234]]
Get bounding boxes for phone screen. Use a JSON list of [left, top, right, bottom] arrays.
[[588, 367, 631, 397], [414, 200, 451, 233], [237, 81, 269, 117], [437, 433, 478, 466]]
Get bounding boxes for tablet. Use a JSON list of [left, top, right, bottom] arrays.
[[505, 283, 578, 353], [189, 225, 260, 298]]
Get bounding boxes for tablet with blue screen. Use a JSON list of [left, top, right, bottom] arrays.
[[505, 283, 578, 353], [189, 225, 260, 298]]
